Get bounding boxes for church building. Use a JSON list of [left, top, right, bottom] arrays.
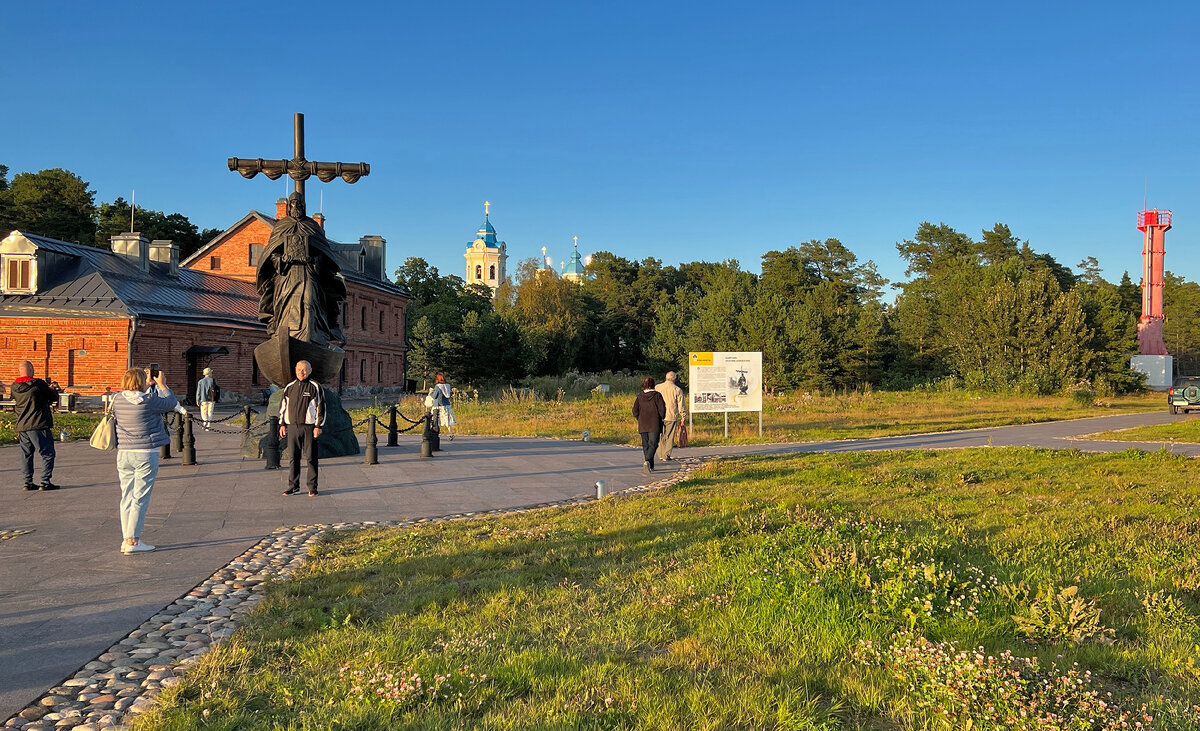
[[0, 199, 411, 401], [463, 202, 507, 295]]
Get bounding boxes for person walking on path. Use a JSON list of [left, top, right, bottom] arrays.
[[196, 367, 218, 428], [12, 361, 59, 491], [112, 367, 179, 554], [279, 360, 325, 497], [655, 371, 686, 462], [430, 372, 457, 440], [632, 376, 667, 475]]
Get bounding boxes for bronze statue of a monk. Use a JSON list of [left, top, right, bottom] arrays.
[[257, 192, 347, 346]]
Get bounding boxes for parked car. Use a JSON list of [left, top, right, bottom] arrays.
[[1167, 376, 1200, 414]]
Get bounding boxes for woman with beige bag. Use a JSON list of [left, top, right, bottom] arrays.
[[109, 368, 179, 554]]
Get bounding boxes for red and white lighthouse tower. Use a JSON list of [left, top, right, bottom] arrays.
[[1130, 208, 1173, 390], [1136, 208, 1171, 355]]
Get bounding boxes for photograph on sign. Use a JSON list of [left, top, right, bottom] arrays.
[[688, 351, 762, 414]]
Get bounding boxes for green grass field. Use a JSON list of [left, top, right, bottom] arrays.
[[137, 447, 1200, 729], [353, 390, 1163, 447], [1085, 415, 1200, 444]]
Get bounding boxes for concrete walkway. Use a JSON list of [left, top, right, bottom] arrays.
[[0, 408, 1189, 718]]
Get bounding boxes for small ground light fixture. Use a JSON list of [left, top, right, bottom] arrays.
[[595, 480, 607, 499], [582, 429, 590, 442]]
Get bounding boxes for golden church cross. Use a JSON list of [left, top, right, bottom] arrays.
[[484, 200, 490, 217]]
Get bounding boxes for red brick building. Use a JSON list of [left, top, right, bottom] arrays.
[[0, 204, 410, 403]]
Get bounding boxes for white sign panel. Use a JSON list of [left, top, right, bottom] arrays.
[[688, 351, 762, 414]]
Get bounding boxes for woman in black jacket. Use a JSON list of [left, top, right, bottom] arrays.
[[632, 376, 667, 474]]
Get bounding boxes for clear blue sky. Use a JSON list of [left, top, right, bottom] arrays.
[[4, 2, 1198, 292]]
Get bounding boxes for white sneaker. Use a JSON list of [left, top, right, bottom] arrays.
[[121, 541, 156, 554]]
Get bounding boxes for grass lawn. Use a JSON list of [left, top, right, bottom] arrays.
[[1085, 415, 1200, 444], [139, 447, 1200, 729], [354, 391, 1163, 447], [0, 411, 104, 445]]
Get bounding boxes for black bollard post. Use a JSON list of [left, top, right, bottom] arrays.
[[243, 405, 253, 433], [365, 414, 379, 464], [181, 414, 197, 465], [420, 413, 434, 458], [160, 414, 173, 459], [171, 410, 184, 452], [431, 408, 441, 452], [387, 405, 398, 447], [264, 415, 281, 469]]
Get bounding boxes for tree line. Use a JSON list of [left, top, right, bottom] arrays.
[[6, 163, 1196, 392], [400, 223, 1200, 394], [0, 165, 222, 259]]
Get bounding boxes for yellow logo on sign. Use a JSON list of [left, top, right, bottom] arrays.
[[690, 352, 713, 366]]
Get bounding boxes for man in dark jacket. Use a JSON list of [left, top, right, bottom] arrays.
[[278, 360, 326, 496], [12, 361, 58, 491], [632, 376, 667, 475]]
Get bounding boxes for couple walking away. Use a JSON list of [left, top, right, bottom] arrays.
[[632, 371, 686, 474]]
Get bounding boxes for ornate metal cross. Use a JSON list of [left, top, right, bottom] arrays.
[[227, 112, 370, 206]]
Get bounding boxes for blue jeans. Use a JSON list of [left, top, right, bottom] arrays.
[[19, 429, 55, 485], [117, 450, 159, 541]]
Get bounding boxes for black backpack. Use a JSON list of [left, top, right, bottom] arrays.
[[211, 383, 221, 403]]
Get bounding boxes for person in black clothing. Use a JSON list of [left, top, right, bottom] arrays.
[[11, 361, 58, 491], [632, 376, 667, 475], [278, 360, 326, 496]]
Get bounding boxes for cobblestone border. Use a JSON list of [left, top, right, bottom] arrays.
[[3, 458, 705, 731]]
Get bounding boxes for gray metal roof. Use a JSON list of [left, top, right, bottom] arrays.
[[1, 233, 261, 328]]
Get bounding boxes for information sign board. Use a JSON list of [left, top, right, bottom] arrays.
[[687, 351, 762, 414]]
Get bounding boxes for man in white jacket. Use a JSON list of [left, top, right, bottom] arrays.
[[278, 360, 326, 496], [655, 371, 686, 461]]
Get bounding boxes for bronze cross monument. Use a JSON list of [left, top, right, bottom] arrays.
[[226, 112, 371, 390], [227, 112, 370, 207]]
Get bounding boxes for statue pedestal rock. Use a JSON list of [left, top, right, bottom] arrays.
[[243, 388, 359, 460]]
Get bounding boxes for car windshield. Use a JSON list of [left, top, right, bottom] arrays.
[[1173, 378, 1200, 387]]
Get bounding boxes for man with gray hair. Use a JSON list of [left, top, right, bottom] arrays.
[[278, 360, 325, 497], [655, 371, 686, 462], [196, 367, 218, 428], [11, 361, 59, 490]]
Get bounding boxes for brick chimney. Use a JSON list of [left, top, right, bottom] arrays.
[[313, 212, 325, 229], [275, 198, 288, 219]]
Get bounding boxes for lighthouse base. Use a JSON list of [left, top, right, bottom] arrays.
[[1131, 355, 1173, 391]]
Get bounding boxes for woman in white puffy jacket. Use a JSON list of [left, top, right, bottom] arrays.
[[429, 372, 456, 440]]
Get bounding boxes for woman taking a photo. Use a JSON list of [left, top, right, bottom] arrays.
[[111, 367, 179, 554]]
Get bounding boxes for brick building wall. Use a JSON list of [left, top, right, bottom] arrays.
[[131, 321, 266, 399], [0, 317, 131, 394]]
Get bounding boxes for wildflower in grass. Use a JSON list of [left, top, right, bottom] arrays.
[[855, 633, 1157, 729]]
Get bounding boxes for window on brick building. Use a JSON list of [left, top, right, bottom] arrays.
[[360, 306, 366, 330], [359, 359, 365, 382], [377, 361, 383, 383], [379, 310, 384, 332], [3, 257, 33, 293], [210, 256, 221, 270], [252, 359, 260, 386], [340, 301, 347, 329], [249, 244, 263, 266]]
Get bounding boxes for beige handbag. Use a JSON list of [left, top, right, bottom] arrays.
[[89, 402, 117, 450]]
